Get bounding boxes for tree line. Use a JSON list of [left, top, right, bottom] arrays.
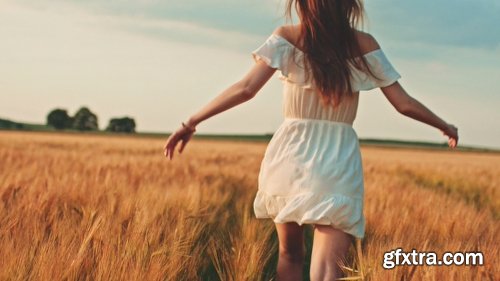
[[47, 107, 136, 133]]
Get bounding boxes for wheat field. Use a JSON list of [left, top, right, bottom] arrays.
[[0, 131, 498, 281]]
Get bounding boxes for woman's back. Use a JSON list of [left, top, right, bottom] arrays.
[[252, 24, 401, 125]]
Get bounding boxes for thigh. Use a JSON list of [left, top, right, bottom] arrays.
[[275, 222, 306, 255], [311, 224, 354, 266]]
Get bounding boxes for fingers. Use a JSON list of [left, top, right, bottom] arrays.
[[164, 131, 193, 160], [167, 143, 177, 160], [166, 144, 173, 160], [441, 125, 458, 149], [179, 139, 187, 154], [164, 136, 178, 160], [179, 134, 193, 154], [164, 143, 174, 160], [448, 137, 458, 149]]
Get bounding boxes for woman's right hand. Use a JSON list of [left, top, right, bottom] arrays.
[[164, 123, 196, 160], [441, 123, 458, 149]]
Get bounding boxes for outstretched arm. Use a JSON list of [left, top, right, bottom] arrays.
[[380, 82, 459, 148], [185, 61, 276, 128], [164, 60, 277, 160]]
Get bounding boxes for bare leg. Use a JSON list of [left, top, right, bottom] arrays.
[[275, 222, 306, 281], [309, 225, 353, 281]]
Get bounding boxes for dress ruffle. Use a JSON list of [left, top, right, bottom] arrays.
[[252, 33, 401, 92], [253, 189, 365, 239]]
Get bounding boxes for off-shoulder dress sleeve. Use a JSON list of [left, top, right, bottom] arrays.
[[351, 49, 401, 92], [251, 34, 289, 75]]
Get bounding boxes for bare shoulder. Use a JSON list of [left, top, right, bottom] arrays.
[[273, 26, 380, 55], [354, 30, 381, 55], [273, 25, 301, 45]]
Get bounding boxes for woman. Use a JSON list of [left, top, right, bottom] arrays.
[[165, 0, 459, 280]]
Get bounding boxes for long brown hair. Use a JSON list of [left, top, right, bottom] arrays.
[[285, 0, 379, 107]]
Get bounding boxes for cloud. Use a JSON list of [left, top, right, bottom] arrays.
[[25, 0, 499, 51], [12, 0, 284, 52], [19, 0, 285, 34], [19, 0, 499, 53]]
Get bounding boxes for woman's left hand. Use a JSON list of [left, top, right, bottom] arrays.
[[164, 124, 196, 160]]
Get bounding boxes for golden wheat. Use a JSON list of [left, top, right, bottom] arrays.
[[0, 131, 498, 280]]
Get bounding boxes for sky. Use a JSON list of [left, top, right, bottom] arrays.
[[1, 0, 499, 149]]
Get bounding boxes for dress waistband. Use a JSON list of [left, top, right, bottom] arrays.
[[283, 117, 353, 127]]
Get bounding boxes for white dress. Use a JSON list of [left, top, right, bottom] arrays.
[[251, 33, 401, 239]]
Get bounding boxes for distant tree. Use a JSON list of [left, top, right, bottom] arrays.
[[72, 107, 98, 131], [106, 117, 136, 133], [47, 109, 71, 130]]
